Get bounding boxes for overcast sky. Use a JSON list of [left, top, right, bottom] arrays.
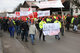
[[0, 0, 25, 12]]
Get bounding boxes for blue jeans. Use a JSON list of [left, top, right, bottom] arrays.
[[9, 26, 15, 37], [30, 34, 35, 44], [21, 31, 28, 41], [55, 35, 60, 40], [16, 26, 21, 35]]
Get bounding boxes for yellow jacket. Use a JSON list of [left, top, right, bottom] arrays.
[[39, 21, 46, 29], [12, 20, 16, 25], [46, 18, 52, 22], [71, 17, 74, 24], [53, 16, 57, 19]]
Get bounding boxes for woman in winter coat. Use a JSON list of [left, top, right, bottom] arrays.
[[29, 20, 37, 45]]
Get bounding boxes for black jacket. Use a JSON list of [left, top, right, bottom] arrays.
[[20, 22, 29, 31], [73, 18, 78, 25], [66, 16, 71, 24], [15, 20, 20, 26]]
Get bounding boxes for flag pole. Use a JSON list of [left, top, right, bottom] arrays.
[[30, 3, 34, 19], [61, 8, 65, 32]]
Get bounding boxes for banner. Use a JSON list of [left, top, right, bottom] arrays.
[[20, 8, 28, 16], [20, 8, 36, 16], [15, 12, 20, 17], [38, 10, 50, 17], [43, 23, 60, 36], [35, 0, 64, 8]]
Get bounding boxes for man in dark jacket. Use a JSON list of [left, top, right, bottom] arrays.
[[73, 18, 78, 31], [0, 18, 2, 30], [2, 18, 7, 31], [66, 15, 71, 31], [15, 19, 21, 36], [20, 21, 29, 42]]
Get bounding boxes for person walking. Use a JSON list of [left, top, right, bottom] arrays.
[[8, 19, 15, 38], [29, 19, 37, 45], [73, 17, 78, 31], [2, 17, 7, 31], [39, 18, 46, 41], [0, 18, 2, 30], [20, 20, 29, 42], [15, 18, 21, 38], [66, 14, 71, 31], [54, 17, 61, 40]]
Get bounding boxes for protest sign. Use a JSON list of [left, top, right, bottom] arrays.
[[43, 23, 60, 36], [38, 10, 50, 17]]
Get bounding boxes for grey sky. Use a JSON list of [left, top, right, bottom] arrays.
[[0, 0, 25, 12]]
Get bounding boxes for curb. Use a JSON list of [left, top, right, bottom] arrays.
[[0, 38, 3, 53]]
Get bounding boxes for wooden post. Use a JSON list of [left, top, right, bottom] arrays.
[[61, 8, 65, 32]]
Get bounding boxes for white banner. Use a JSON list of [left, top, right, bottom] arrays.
[[20, 8, 36, 16], [20, 8, 28, 16], [35, 0, 64, 8], [43, 23, 60, 36], [38, 10, 50, 17]]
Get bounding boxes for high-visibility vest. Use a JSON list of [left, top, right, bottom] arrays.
[[71, 17, 74, 24], [12, 20, 16, 25], [54, 20, 61, 28], [53, 16, 57, 19], [46, 18, 52, 22], [39, 21, 46, 29]]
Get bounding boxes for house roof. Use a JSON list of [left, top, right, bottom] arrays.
[[26, 1, 37, 7], [48, 0, 65, 3]]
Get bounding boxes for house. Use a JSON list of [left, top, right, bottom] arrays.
[[22, 0, 70, 15], [70, 0, 80, 16], [13, 0, 70, 15], [0, 12, 7, 17]]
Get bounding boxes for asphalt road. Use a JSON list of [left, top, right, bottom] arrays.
[[1, 30, 80, 53]]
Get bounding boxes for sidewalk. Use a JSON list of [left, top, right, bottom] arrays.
[[0, 31, 3, 53], [0, 38, 3, 53], [1, 31, 31, 53]]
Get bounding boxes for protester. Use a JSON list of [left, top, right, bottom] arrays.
[[66, 14, 71, 31], [29, 19, 37, 45], [8, 19, 15, 38], [54, 17, 61, 40], [46, 16, 52, 23], [15, 18, 21, 38], [73, 17, 78, 31], [60, 20, 64, 36], [35, 21, 40, 32], [20, 20, 29, 42], [2, 17, 7, 31], [39, 18, 46, 41], [0, 18, 2, 30]]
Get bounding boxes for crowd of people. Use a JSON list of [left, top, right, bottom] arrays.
[[0, 14, 80, 45]]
